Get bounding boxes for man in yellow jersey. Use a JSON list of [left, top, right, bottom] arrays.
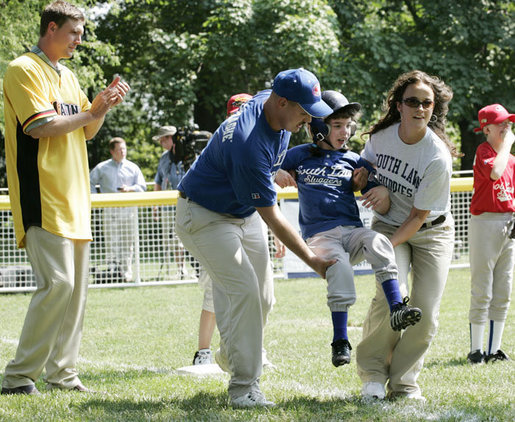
[[1, 1, 129, 395]]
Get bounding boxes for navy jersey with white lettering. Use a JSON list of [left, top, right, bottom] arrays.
[[282, 144, 375, 239], [178, 90, 290, 218]]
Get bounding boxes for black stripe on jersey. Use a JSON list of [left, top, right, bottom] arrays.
[[22, 109, 55, 131], [16, 120, 42, 231]]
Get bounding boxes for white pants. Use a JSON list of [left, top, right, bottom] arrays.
[[2, 227, 90, 389], [356, 217, 454, 396], [469, 213, 514, 324], [198, 269, 215, 313], [307, 225, 398, 312], [103, 207, 139, 281], [175, 198, 274, 398]]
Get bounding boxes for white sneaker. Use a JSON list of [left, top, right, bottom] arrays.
[[215, 348, 231, 374], [390, 391, 426, 402], [405, 392, 426, 402], [193, 349, 212, 365], [231, 390, 276, 408], [262, 349, 277, 371], [362, 382, 386, 400]]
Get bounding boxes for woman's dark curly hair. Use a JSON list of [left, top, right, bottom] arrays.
[[364, 70, 461, 158]]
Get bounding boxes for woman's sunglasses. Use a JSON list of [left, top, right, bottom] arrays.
[[402, 97, 434, 109]]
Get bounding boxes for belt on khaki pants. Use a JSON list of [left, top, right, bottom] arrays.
[[420, 214, 446, 229]]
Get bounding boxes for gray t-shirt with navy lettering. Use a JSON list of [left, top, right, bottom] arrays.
[[361, 123, 452, 226]]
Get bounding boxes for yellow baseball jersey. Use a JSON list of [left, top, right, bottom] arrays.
[[4, 51, 92, 247]]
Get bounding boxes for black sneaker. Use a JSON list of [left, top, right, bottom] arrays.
[[390, 297, 422, 331], [192, 349, 212, 365], [485, 349, 510, 363], [331, 338, 352, 367], [467, 349, 484, 364]]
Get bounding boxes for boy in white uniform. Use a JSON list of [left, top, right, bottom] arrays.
[[467, 104, 515, 364]]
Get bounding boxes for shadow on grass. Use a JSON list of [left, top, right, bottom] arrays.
[[75, 392, 228, 420], [0, 367, 171, 392], [275, 395, 382, 419], [78, 393, 513, 420], [424, 356, 472, 368], [75, 392, 385, 420], [75, 367, 172, 384], [34, 386, 515, 421]]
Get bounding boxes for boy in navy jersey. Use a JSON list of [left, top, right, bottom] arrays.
[[281, 90, 422, 368]]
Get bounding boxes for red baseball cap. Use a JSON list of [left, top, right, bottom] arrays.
[[474, 104, 515, 133], [226, 93, 253, 117]]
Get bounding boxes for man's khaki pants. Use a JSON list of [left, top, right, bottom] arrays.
[[176, 198, 274, 399], [2, 226, 90, 390]]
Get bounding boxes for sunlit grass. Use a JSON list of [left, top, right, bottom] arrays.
[[0, 268, 513, 421]]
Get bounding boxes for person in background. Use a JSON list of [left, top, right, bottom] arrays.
[[176, 68, 335, 408], [152, 126, 191, 279], [281, 89, 421, 369], [153, 125, 184, 192], [1, 0, 129, 395], [356, 70, 458, 401], [226, 93, 253, 117], [89, 137, 146, 282], [467, 104, 515, 364]]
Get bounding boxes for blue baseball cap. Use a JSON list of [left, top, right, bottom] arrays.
[[272, 68, 332, 118]]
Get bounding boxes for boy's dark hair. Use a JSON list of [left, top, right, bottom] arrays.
[[321, 90, 361, 124], [325, 107, 360, 124], [40, 1, 85, 37]]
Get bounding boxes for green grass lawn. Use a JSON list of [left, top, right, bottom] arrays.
[[0, 268, 513, 421]]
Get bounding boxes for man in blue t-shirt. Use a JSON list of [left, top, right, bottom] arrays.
[[176, 68, 335, 408]]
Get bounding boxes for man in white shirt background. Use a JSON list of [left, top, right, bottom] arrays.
[[90, 137, 146, 282]]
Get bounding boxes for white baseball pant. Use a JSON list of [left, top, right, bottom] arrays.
[[306, 225, 398, 312], [469, 212, 514, 324], [103, 206, 138, 281]]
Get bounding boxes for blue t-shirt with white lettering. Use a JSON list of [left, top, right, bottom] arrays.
[[281, 143, 375, 239], [178, 90, 290, 218]]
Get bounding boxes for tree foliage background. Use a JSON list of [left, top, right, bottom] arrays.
[[1, 0, 514, 187]]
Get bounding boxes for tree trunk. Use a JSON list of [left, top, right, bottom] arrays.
[[194, 101, 219, 135], [458, 119, 482, 171]]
